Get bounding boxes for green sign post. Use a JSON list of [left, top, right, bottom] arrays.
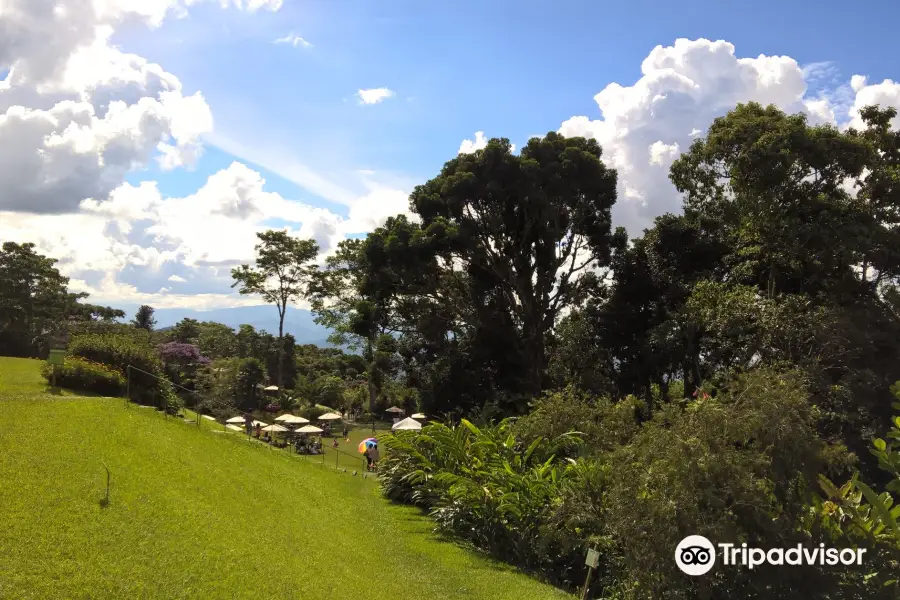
[[47, 349, 66, 387]]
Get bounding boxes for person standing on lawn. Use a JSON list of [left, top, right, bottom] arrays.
[[368, 443, 380, 472], [244, 413, 252, 436]]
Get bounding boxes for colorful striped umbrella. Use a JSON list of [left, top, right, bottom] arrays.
[[358, 438, 377, 453]]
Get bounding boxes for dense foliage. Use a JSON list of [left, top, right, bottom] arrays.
[[41, 357, 126, 396], [69, 332, 176, 408], [0, 242, 123, 357]]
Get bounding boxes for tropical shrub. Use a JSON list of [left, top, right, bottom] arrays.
[[600, 368, 851, 599], [41, 357, 125, 396], [69, 332, 173, 406], [298, 405, 326, 421], [158, 341, 211, 405], [379, 419, 588, 588], [817, 385, 900, 595], [513, 387, 642, 458]]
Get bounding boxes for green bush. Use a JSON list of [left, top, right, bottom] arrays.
[[379, 419, 587, 589], [513, 386, 642, 458], [817, 385, 900, 596], [600, 368, 849, 599], [41, 357, 125, 396], [298, 405, 327, 421], [69, 332, 172, 406]]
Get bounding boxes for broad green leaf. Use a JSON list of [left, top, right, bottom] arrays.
[[856, 480, 900, 539]]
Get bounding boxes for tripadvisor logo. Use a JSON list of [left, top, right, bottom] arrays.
[[675, 535, 867, 576]]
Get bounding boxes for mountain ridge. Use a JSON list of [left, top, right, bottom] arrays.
[[118, 305, 337, 347]]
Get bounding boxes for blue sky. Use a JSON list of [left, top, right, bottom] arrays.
[[2, 0, 899, 310], [121, 0, 900, 210]]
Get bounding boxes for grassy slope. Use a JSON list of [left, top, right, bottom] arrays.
[[0, 358, 570, 599]]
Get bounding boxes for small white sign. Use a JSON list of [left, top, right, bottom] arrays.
[[585, 549, 600, 568]]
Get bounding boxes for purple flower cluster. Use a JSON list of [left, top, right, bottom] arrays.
[[264, 403, 281, 413], [158, 342, 211, 366]]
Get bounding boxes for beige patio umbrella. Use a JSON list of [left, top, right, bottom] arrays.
[[264, 385, 279, 391], [318, 412, 342, 421], [275, 414, 309, 424], [226, 424, 243, 432], [262, 423, 288, 433], [296, 425, 324, 434], [411, 413, 426, 420], [385, 406, 404, 414], [251, 420, 268, 427], [201, 415, 216, 421], [392, 417, 423, 431], [226, 416, 245, 424]]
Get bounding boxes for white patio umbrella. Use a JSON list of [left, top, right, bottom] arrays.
[[411, 413, 426, 420], [318, 412, 342, 421], [201, 415, 216, 421], [385, 406, 404, 414], [264, 385, 279, 392], [296, 425, 324, 434], [226, 416, 245, 424], [262, 424, 288, 433], [392, 417, 423, 431], [226, 424, 243, 432], [275, 414, 309, 424], [251, 420, 268, 427]]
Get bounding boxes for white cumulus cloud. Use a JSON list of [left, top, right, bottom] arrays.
[[559, 37, 900, 237], [356, 88, 395, 105], [458, 131, 515, 154], [274, 34, 312, 48]]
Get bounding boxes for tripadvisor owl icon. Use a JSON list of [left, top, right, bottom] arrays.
[[675, 535, 716, 576]]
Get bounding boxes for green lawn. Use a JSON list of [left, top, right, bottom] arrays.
[[0, 358, 571, 599]]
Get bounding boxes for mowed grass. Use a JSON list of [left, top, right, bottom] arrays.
[[0, 358, 571, 599]]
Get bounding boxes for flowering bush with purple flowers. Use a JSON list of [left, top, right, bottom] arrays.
[[158, 342, 211, 366], [264, 403, 281, 413]]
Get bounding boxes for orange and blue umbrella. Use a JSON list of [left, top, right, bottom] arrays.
[[358, 438, 377, 453]]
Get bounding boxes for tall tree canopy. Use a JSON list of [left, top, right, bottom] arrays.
[[231, 230, 319, 389], [0, 242, 122, 357], [317, 133, 625, 416], [131, 305, 157, 331]]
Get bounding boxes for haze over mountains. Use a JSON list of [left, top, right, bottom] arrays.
[[116, 305, 336, 347]]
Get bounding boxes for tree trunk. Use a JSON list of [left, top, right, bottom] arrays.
[[522, 316, 546, 399], [368, 380, 377, 414], [277, 310, 285, 390], [365, 337, 376, 413]]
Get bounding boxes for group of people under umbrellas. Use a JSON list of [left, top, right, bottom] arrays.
[[237, 411, 384, 471]]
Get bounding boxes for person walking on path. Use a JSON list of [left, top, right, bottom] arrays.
[[244, 413, 253, 437], [368, 443, 381, 472]]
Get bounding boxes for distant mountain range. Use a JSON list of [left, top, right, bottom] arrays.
[[120, 305, 337, 347]]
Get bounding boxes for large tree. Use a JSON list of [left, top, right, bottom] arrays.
[[231, 230, 319, 389], [311, 235, 411, 412], [408, 133, 625, 398], [131, 305, 156, 331], [0, 242, 121, 356]]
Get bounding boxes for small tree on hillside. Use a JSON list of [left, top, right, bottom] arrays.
[[131, 305, 156, 331], [231, 230, 319, 390]]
